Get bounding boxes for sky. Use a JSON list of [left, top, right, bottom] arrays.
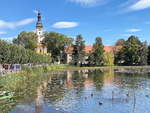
[[0, 0, 150, 45]]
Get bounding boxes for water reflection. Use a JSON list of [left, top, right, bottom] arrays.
[[45, 69, 150, 113], [35, 80, 48, 113], [6, 69, 150, 113], [66, 71, 74, 88]]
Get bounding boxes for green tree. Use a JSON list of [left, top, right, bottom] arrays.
[[121, 36, 141, 65], [114, 39, 125, 65], [148, 45, 150, 65], [104, 51, 114, 66], [139, 41, 148, 65], [90, 37, 104, 66], [0, 40, 51, 64], [114, 48, 124, 65], [44, 32, 73, 63], [13, 31, 37, 50], [115, 39, 126, 46], [72, 35, 85, 66], [115, 35, 148, 66]]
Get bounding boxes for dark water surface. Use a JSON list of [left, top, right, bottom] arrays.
[[2, 69, 150, 113]]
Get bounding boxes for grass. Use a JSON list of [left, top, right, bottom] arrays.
[[0, 64, 72, 91]]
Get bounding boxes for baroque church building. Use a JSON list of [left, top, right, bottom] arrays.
[[35, 11, 48, 55]]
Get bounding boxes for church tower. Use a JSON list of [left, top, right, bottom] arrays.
[[35, 11, 47, 55]]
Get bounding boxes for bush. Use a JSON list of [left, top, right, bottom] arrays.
[[0, 40, 51, 64]]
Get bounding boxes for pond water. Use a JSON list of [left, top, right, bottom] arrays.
[[1, 68, 150, 113]]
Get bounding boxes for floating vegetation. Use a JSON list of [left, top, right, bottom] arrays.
[[0, 91, 16, 113], [0, 91, 14, 101]]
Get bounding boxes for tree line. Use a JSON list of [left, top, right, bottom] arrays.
[[11, 31, 150, 66], [115, 36, 150, 66], [13, 31, 73, 64], [12, 31, 110, 66], [72, 35, 111, 66], [0, 40, 51, 64]]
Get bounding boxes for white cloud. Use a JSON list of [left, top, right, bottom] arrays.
[[52, 21, 79, 28], [0, 18, 35, 29], [67, 0, 106, 6], [128, 0, 150, 11], [0, 31, 7, 34], [127, 28, 141, 32]]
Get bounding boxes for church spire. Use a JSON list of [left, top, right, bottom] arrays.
[[36, 11, 43, 28]]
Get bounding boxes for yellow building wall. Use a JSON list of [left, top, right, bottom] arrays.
[[35, 44, 47, 55]]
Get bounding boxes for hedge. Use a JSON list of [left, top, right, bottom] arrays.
[[0, 40, 51, 64]]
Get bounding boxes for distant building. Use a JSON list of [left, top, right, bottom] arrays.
[[65, 45, 121, 64], [35, 11, 48, 55]]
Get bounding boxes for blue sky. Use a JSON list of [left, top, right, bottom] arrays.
[[0, 0, 150, 45]]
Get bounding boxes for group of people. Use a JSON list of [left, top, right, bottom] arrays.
[[0, 64, 22, 75]]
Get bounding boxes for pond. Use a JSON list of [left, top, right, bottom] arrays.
[[1, 68, 150, 113]]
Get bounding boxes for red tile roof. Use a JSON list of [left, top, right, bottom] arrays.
[[104, 46, 114, 53], [65, 47, 74, 54], [65, 45, 122, 54], [84, 45, 93, 53]]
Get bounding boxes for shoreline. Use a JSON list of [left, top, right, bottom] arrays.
[[1, 65, 150, 76], [1, 65, 150, 91]]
